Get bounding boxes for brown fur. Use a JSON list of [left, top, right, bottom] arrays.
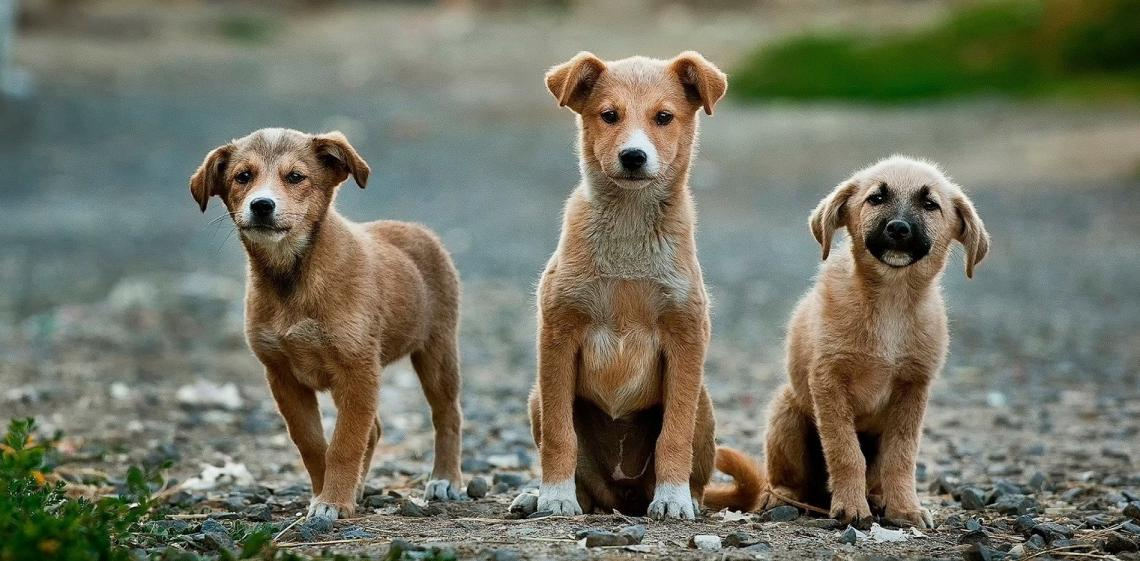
[[189, 128, 464, 521], [713, 156, 989, 527], [516, 52, 727, 519]]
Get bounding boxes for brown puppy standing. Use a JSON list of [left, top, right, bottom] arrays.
[[510, 52, 726, 519], [190, 128, 465, 523], [708, 156, 989, 528]]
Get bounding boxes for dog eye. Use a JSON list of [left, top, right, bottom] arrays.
[[867, 193, 885, 205], [601, 110, 619, 124], [655, 111, 674, 126], [922, 198, 940, 211], [285, 171, 306, 184], [234, 171, 252, 184]]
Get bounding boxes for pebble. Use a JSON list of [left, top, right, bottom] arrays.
[[1084, 513, 1112, 528], [723, 531, 758, 548], [619, 525, 646, 545], [800, 518, 843, 530], [966, 518, 984, 532], [1015, 515, 1036, 533], [200, 519, 226, 534], [1060, 487, 1084, 503], [962, 544, 1004, 561], [1027, 471, 1050, 492], [526, 510, 552, 519], [1123, 522, 1140, 535], [492, 473, 524, 489], [363, 494, 396, 509], [759, 505, 799, 522], [397, 499, 441, 517], [298, 517, 334, 541], [993, 494, 1036, 515], [743, 542, 772, 557], [1026, 534, 1046, 550], [466, 477, 489, 499], [1124, 501, 1140, 521], [1104, 533, 1139, 553], [1031, 522, 1074, 543], [689, 535, 722, 551], [461, 457, 492, 473], [340, 526, 373, 540], [245, 503, 272, 522], [582, 530, 627, 547], [960, 487, 987, 510], [201, 530, 234, 553], [959, 529, 989, 546], [839, 526, 858, 545]]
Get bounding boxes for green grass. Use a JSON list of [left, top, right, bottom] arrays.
[[732, 0, 1140, 103]]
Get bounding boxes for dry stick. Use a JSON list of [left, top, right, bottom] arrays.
[[272, 515, 305, 543], [767, 489, 831, 516]]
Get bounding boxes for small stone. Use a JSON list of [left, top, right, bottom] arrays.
[[1008, 544, 1026, 559], [202, 531, 234, 552], [461, 457, 492, 473], [526, 510, 552, 519], [1085, 514, 1112, 528], [759, 505, 799, 522], [200, 519, 226, 535], [1026, 534, 1046, 549], [961, 487, 987, 510], [743, 542, 772, 555], [963, 543, 1005, 561], [508, 492, 537, 516], [386, 540, 422, 559], [583, 531, 626, 547], [1060, 487, 1084, 503], [361, 483, 384, 497], [340, 526, 372, 540], [298, 516, 334, 541], [1031, 522, 1074, 543], [1123, 522, 1140, 535], [992, 480, 1023, 498], [490, 550, 521, 561], [1015, 515, 1036, 533], [225, 495, 247, 510], [492, 473, 524, 489], [619, 525, 647, 545], [966, 518, 984, 532], [397, 499, 440, 517], [839, 526, 858, 545], [1027, 472, 1050, 492], [689, 535, 722, 551], [723, 530, 758, 548], [363, 494, 396, 509], [245, 503, 272, 522], [466, 477, 489, 499], [1104, 534, 1139, 553], [959, 529, 990, 546], [1125, 501, 1140, 521], [993, 494, 1036, 515]]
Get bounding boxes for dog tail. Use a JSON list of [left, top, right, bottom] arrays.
[[702, 446, 766, 512]]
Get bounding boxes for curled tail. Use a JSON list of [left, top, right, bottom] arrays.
[[702, 446, 766, 512]]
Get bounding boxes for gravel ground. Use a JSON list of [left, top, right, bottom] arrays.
[[2, 2, 1139, 560]]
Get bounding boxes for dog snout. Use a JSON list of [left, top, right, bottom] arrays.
[[619, 148, 648, 171], [250, 197, 276, 218], [885, 219, 913, 241]]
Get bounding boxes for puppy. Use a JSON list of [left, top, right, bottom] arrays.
[[189, 128, 465, 522], [709, 156, 989, 528], [510, 52, 727, 519]]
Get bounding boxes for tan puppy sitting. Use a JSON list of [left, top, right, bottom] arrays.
[[190, 128, 465, 523], [510, 51, 727, 519], [709, 156, 989, 528]]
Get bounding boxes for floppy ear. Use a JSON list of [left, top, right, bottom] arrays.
[[670, 51, 728, 116], [809, 181, 858, 261], [313, 131, 370, 188], [953, 193, 990, 279], [189, 144, 234, 213], [545, 51, 607, 113]]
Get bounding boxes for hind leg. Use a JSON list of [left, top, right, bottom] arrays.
[[411, 335, 464, 501], [759, 385, 817, 510]]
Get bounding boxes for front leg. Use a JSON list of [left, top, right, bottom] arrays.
[[649, 311, 709, 520], [534, 319, 584, 516], [878, 380, 933, 528], [811, 370, 872, 524], [308, 361, 380, 522], [266, 367, 328, 497]]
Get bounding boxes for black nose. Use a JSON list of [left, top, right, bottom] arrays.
[[250, 198, 275, 217], [885, 219, 913, 240], [619, 148, 647, 171]]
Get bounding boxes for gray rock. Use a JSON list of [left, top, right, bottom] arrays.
[[340, 526, 373, 540], [1084, 514, 1112, 528], [1125, 501, 1140, 521], [199, 519, 226, 534], [466, 476, 489, 499], [759, 505, 799, 522], [1015, 515, 1036, 533], [582, 531, 626, 547], [245, 503, 272, 522], [1026, 534, 1047, 549], [723, 531, 758, 548], [959, 529, 989, 546], [1122, 522, 1140, 535], [1031, 522, 1074, 543], [397, 499, 441, 517], [743, 542, 772, 556], [526, 510, 552, 519], [993, 494, 1036, 515], [461, 457, 492, 473], [800, 518, 843, 530], [966, 518, 984, 532], [619, 525, 646, 545], [1027, 472, 1050, 492], [298, 516, 334, 541], [1060, 487, 1084, 503], [839, 526, 858, 545], [202, 530, 235, 553], [363, 494, 396, 509], [361, 483, 384, 498], [960, 487, 987, 510], [1104, 534, 1139, 553], [963, 544, 1005, 561], [689, 535, 722, 551], [508, 492, 538, 516], [492, 473, 524, 489]]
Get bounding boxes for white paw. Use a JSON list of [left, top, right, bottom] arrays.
[[306, 500, 341, 523], [424, 479, 463, 501], [647, 482, 696, 520], [537, 480, 582, 516]]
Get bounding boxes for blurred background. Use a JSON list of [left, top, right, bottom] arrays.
[[1, 0, 1138, 502]]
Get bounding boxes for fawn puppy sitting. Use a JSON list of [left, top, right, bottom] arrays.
[[189, 128, 465, 523], [708, 156, 990, 528], [511, 51, 728, 519]]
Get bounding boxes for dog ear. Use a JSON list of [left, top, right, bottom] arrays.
[[313, 131, 370, 188], [546, 52, 607, 113], [809, 181, 858, 261], [189, 144, 234, 213], [670, 51, 728, 116], [953, 193, 990, 279]]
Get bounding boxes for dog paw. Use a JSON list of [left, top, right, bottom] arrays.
[[886, 504, 934, 529], [306, 501, 344, 525], [424, 479, 463, 501], [647, 483, 696, 520], [829, 493, 872, 527], [536, 480, 582, 516], [758, 486, 799, 511]]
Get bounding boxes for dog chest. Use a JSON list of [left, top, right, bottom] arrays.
[[249, 318, 344, 389]]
